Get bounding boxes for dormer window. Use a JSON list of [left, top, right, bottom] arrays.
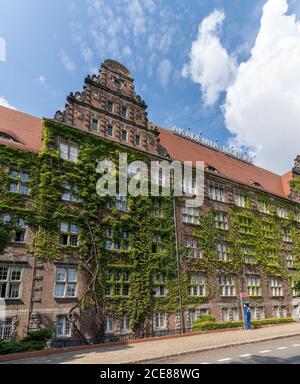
[[0, 132, 20, 143], [252, 182, 263, 189], [206, 166, 220, 174], [107, 101, 113, 113]]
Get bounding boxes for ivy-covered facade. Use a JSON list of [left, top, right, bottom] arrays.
[[0, 59, 300, 344]]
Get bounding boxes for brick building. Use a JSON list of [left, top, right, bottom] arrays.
[[0, 59, 300, 345]]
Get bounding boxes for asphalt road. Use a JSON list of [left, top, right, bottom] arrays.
[[153, 336, 300, 364]]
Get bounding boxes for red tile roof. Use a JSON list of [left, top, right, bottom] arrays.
[[0, 106, 42, 153], [159, 127, 292, 198], [0, 106, 293, 198]]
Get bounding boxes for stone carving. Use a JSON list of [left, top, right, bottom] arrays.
[[54, 111, 65, 123]]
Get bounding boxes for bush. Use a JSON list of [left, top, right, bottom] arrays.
[[0, 328, 53, 355], [192, 317, 295, 332], [194, 314, 216, 324]]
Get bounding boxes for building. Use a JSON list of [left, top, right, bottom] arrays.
[[0, 59, 300, 345]]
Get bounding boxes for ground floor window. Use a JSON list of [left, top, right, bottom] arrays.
[[55, 315, 71, 338], [0, 318, 12, 340], [273, 306, 287, 319], [154, 312, 167, 330], [188, 308, 209, 326], [105, 316, 115, 333], [221, 307, 239, 321]]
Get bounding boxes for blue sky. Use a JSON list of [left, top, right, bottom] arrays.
[[1, 0, 300, 173]]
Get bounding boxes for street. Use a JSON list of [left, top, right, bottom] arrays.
[[153, 336, 300, 364]]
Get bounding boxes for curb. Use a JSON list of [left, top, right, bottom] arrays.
[[121, 332, 300, 364]]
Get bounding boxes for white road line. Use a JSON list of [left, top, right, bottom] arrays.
[[239, 354, 252, 357], [217, 358, 232, 362], [201, 362, 209, 364], [292, 344, 300, 347], [258, 350, 271, 354], [276, 347, 287, 350]]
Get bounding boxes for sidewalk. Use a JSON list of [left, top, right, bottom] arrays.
[[3, 322, 300, 364]]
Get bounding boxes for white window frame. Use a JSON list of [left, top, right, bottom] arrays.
[[0, 265, 22, 300], [55, 266, 77, 298], [55, 315, 71, 338]]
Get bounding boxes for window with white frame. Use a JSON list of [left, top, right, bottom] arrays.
[[116, 194, 127, 212], [209, 184, 225, 202], [55, 267, 77, 298], [277, 207, 289, 219], [269, 277, 283, 297], [250, 306, 265, 320], [188, 308, 209, 326], [188, 274, 206, 297], [120, 315, 130, 333], [273, 306, 287, 319], [234, 191, 246, 208], [283, 229, 292, 243], [59, 223, 78, 246], [0, 265, 22, 299], [217, 243, 229, 261], [182, 207, 200, 225], [152, 273, 167, 297], [285, 254, 295, 268], [0, 213, 11, 225], [182, 178, 196, 195], [104, 228, 130, 251], [221, 308, 230, 322], [59, 142, 78, 163], [14, 218, 26, 243], [242, 247, 256, 264], [104, 271, 129, 297], [61, 181, 79, 202], [9, 170, 30, 196], [0, 318, 13, 340], [246, 275, 262, 296], [154, 312, 166, 329], [258, 200, 269, 214], [183, 237, 203, 259], [219, 275, 236, 297], [215, 212, 229, 230], [55, 315, 71, 338], [232, 308, 239, 321], [105, 316, 115, 333]]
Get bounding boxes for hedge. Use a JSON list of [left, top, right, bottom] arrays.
[[192, 317, 295, 332]]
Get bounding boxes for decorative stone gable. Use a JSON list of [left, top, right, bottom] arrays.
[[54, 59, 169, 157]]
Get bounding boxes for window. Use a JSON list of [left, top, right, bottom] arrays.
[[283, 229, 292, 243], [209, 184, 224, 202], [188, 308, 209, 326], [152, 235, 165, 254], [0, 265, 22, 299], [258, 200, 269, 214], [154, 312, 166, 329], [105, 285, 113, 296], [106, 125, 113, 137], [182, 178, 197, 195], [251, 307, 265, 320], [121, 107, 127, 118], [243, 247, 256, 264], [105, 316, 115, 333], [263, 223, 274, 239], [59, 142, 78, 163], [221, 308, 230, 322], [239, 216, 254, 235], [269, 277, 283, 297], [90, 118, 99, 132], [182, 207, 200, 225], [219, 275, 236, 297], [221, 308, 240, 321], [9, 170, 30, 196], [116, 194, 127, 212], [234, 191, 246, 208], [217, 243, 229, 261], [291, 281, 298, 297], [277, 207, 289, 219], [273, 306, 287, 319], [0, 213, 11, 224], [215, 212, 229, 230], [0, 319, 13, 340], [59, 223, 78, 247], [14, 218, 26, 243], [286, 254, 294, 269], [120, 315, 130, 333], [120, 129, 127, 142], [107, 101, 113, 113], [246, 275, 261, 296], [104, 271, 130, 297], [61, 182, 79, 202], [153, 201, 163, 218], [55, 315, 71, 338], [55, 267, 77, 298], [104, 228, 130, 251], [134, 134, 140, 146], [153, 274, 167, 297], [183, 237, 203, 259], [188, 274, 206, 297]]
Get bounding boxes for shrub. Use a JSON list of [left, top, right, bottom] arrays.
[[192, 317, 294, 332], [194, 314, 216, 324], [22, 328, 53, 342]]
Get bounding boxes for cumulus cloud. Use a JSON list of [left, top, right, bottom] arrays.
[[0, 96, 16, 110], [157, 59, 173, 88], [182, 10, 237, 106], [61, 50, 76, 73], [223, 0, 300, 174]]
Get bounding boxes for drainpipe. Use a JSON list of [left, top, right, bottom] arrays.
[[26, 253, 37, 334], [173, 195, 185, 333]]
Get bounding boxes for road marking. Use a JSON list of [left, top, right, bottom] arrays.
[[292, 344, 300, 347], [276, 347, 287, 350], [201, 362, 209, 364], [258, 350, 271, 354], [239, 354, 252, 357], [217, 358, 232, 362]]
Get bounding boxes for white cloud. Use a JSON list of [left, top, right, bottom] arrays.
[[0, 36, 6, 62], [223, 0, 300, 174], [122, 45, 132, 57], [38, 75, 46, 86], [182, 10, 237, 106], [0, 96, 16, 110], [61, 50, 76, 72], [157, 59, 173, 88]]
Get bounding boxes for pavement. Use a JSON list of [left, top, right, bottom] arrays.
[[154, 335, 300, 364], [3, 322, 300, 364]]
